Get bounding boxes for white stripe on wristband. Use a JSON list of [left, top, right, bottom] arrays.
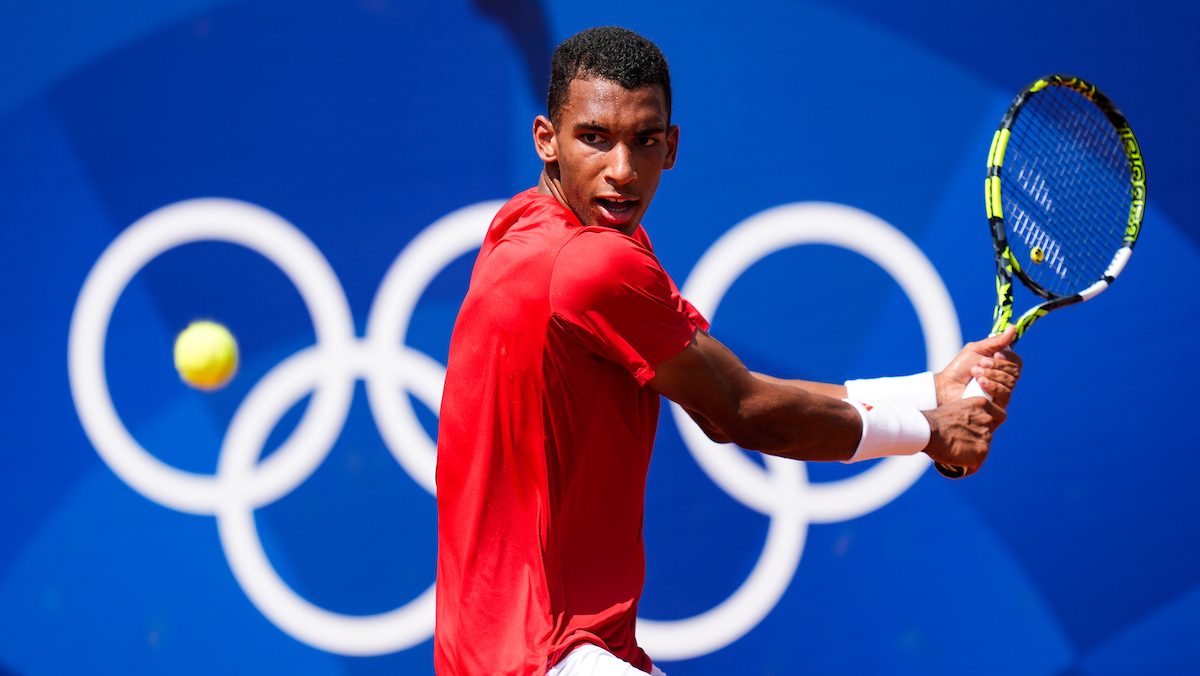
[[844, 372, 938, 411], [841, 398, 931, 463]]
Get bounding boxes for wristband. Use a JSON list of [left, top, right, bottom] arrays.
[[840, 398, 931, 463], [844, 372, 938, 411]]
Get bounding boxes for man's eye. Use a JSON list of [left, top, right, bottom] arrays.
[[638, 137, 660, 147], [581, 133, 601, 144]]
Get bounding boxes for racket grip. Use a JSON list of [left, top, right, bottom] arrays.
[[961, 377, 993, 401], [934, 377, 993, 479]]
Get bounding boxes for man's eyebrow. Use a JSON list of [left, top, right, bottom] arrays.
[[571, 123, 666, 135]]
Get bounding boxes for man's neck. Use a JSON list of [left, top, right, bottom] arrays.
[[537, 168, 564, 202]]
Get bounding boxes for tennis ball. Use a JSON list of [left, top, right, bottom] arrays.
[[174, 320, 239, 391], [1031, 246, 1045, 264]]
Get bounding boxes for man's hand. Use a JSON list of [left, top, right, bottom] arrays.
[[922, 398, 1007, 476], [935, 327, 1023, 408]]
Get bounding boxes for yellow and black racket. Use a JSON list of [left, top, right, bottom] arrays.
[[936, 75, 1146, 479]]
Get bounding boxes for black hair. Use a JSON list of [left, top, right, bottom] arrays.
[[546, 26, 672, 124]]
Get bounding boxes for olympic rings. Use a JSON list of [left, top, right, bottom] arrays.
[[68, 198, 960, 658]]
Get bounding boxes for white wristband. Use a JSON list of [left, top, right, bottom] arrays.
[[841, 398, 931, 463], [844, 372, 938, 411]]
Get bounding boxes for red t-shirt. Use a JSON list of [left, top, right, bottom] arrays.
[[434, 189, 707, 675]]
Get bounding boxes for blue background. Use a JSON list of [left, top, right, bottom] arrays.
[[2, 1, 1197, 673]]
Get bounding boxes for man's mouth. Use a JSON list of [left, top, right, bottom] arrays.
[[595, 196, 639, 226]]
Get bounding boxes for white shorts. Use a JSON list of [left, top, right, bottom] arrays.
[[547, 644, 667, 676]]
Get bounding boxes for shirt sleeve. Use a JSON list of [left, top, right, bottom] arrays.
[[550, 229, 709, 385]]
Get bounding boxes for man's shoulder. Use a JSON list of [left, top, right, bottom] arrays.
[[550, 227, 673, 316], [557, 226, 660, 275]]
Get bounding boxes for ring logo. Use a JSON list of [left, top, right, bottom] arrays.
[[69, 199, 960, 659]]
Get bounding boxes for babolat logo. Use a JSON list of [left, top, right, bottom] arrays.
[[1121, 125, 1146, 242], [1055, 75, 1095, 101]]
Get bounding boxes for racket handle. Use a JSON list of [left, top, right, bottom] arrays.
[[934, 377, 993, 479], [961, 377, 992, 401]]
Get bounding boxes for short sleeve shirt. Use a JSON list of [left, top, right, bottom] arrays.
[[434, 189, 707, 675]]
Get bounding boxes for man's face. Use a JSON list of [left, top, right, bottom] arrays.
[[536, 77, 678, 232]]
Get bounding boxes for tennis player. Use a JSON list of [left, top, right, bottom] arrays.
[[434, 26, 1021, 676]]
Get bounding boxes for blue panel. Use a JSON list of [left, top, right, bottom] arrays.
[[2, 0, 1196, 673]]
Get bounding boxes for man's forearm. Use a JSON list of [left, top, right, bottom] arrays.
[[751, 372, 847, 400], [654, 332, 920, 463], [720, 380, 862, 462]]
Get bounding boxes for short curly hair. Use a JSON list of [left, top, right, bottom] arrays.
[[546, 26, 672, 124]]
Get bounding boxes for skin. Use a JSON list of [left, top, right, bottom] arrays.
[[534, 77, 678, 234], [534, 74, 1021, 476]]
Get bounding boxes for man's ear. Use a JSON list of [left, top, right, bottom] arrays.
[[533, 115, 558, 163], [663, 124, 680, 170]]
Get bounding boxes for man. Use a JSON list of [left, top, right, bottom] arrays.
[[435, 26, 1020, 676]]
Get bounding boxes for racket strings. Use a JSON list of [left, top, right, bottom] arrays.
[[1012, 97, 1125, 276], [1001, 85, 1131, 297]]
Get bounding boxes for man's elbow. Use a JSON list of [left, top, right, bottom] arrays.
[[685, 408, 734, 444], [700, 426, 734, 444], [721, 401, 789, 452]]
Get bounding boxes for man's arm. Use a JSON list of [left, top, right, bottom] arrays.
[[680, 374, 842, 445], [747, 328, 1023, 407], [651, 330, 861, 461], [650, 329, 1011, 472]]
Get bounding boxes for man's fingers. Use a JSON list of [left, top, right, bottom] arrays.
[[989, 352, 1022, 374], [978, 368, 1017, 390], [971, 327, 1016, 354], [982, 399, 1007, 426], [995, 347, 1023, 367], [975, 378, 1012, 409], [981, 348, 1021, 407], [970, 365, 1016, 393], [989, 361, 1021, 379]]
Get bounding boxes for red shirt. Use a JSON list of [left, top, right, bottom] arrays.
[[434, 190, 707, 675]]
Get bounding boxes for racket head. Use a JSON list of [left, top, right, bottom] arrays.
[[984, 75, 1146, 338]]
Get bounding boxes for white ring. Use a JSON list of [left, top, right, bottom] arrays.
[[67, 198, 357, 515], [216, 343, 437, 655]]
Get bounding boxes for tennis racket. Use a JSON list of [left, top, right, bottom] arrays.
[[935, 74, 1146, 479]]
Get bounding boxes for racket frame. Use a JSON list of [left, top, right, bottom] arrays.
[[936, 75, 1145, 480], [983, 74, 1146, 343]]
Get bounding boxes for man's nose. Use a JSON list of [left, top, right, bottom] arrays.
[[605, 144, 637, 185]]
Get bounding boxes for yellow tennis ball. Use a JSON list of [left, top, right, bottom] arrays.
[[1031, 246, 1045, 264], [174, 320, 239, 391]]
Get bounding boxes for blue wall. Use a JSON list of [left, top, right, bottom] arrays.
[[2, 1, 1197, 673]]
